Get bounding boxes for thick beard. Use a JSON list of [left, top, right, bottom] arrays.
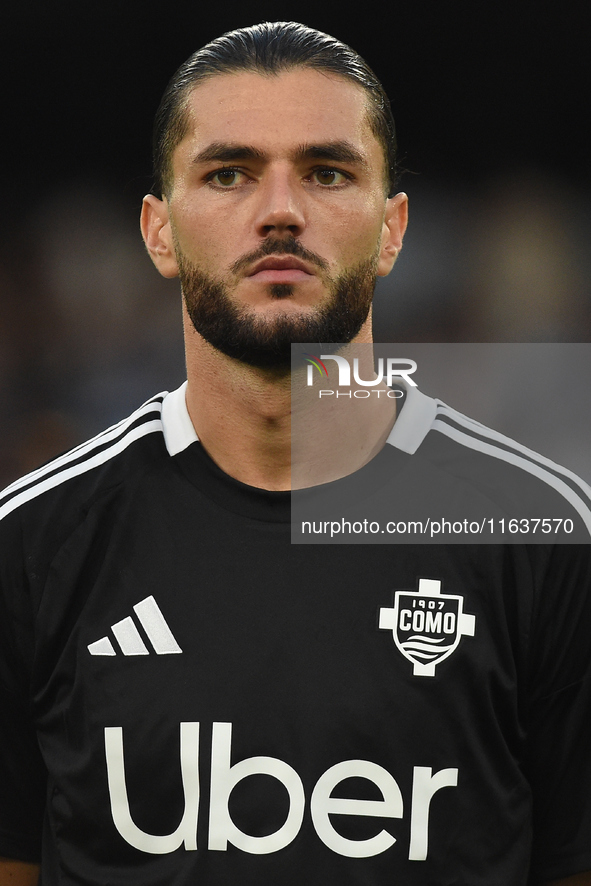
[[178, 251, 377, 369]]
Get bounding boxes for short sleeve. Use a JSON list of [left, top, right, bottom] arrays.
[[0, 514, 46, 862], [525, 544, 591, 881]]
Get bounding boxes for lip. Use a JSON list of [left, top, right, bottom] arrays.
[[247, 256, 315, 279]]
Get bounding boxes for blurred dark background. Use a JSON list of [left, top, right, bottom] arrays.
[[1, 0, 590, 486]]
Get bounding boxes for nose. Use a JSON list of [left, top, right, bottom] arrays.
[[254, 167, 306, 239]]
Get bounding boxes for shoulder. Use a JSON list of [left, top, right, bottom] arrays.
[[0, 391, 169, 536], [388, 387, 591, 539]]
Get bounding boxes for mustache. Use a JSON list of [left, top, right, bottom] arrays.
[[231, 237, 329, 275]]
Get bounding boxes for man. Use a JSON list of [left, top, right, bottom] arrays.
[[1, 21, 590, 886]]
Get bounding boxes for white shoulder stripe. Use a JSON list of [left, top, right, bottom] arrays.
[[0, 395, 165, 504], [435, 403, 591, 500], [0, 419, 163, 522], [432, 418, 591, 536]]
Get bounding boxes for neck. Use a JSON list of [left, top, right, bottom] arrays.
[[185, 337, 293, 491], [183, 311, 395, 491]]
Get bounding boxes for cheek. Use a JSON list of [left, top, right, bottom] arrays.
[[172, 210, 227, 270], [331, 209, 383, 263]]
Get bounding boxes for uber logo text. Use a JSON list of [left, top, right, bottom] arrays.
[[105, 721, 458, 860]]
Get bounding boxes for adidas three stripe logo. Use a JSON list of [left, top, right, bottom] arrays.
[[88, 596, 182, 656]]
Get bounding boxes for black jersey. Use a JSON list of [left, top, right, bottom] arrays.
[[1, 384, 591, 885]]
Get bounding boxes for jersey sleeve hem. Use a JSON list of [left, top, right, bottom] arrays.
[[531, 851, 591, 883], [0, 828, 42, 863]]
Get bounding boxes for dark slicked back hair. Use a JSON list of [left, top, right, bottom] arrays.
[[152, 21, 399, 200]]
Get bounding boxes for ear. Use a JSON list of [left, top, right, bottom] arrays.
[[376, 192, 408, 277], [140, 194, 179, 279]]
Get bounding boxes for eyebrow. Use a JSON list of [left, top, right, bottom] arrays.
[[192, 140, 367, 168], [293, 142, 367, 167], [192, 143, 267, 164]]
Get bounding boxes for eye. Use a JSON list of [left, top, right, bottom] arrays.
[[208, 168, 247, 188], [311, 168, 350, 186]]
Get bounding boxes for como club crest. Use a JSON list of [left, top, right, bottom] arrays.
[[379, 578, 476, 677]]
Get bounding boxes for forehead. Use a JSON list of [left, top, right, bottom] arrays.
[[177, 67, 381, 164]]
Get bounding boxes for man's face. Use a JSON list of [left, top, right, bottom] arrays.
[[143, 67, 407, 366]]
